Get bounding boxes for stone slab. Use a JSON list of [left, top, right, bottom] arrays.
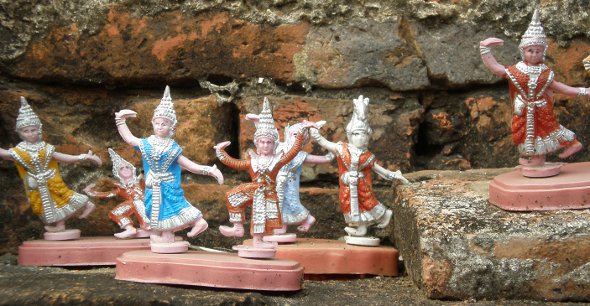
[[394, 169, 590, 301], [489, 162, 590, 211], [18, 236, 150, 266], [115, 250, 303, 291]]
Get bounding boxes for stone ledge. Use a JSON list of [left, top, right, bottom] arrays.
[[394, 169, 590, 301]]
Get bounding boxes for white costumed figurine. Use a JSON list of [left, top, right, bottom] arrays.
[[310, 95, 410, 246], [114, 86, 224, 253], [0, 97, 101, 240]]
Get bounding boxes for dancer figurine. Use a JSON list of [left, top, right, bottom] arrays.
[[310, 95, 410, 246], [114, 86, 223, 253], [479, 9, 590, 177], [214, 97, 313, 258], [0, 97, 100, 240], [84, 148, 150, 239]]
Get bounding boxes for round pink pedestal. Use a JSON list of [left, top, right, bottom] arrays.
[[232, 244, 277, 258], [115, 250, 303, 291], [489, 162, 590, 211], [43, 229, 81, 241], [150, 241, 189, 253]]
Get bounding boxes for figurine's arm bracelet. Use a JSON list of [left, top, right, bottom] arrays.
[[479, 45, 492, 56], [78, 153, 88, 161], [215, 148, 249, 170], [115, 118, 126, 126], [578, 87, 588, 97]]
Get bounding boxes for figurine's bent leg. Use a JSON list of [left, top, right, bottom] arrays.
[[559, 140, 583, 159], [114, 225, 138, 239], [296, 215, 316, 232], [375, 209, 393, 229], [252, 234, 278, 249], [44, 220, 66, 232], [344, 224, 367, 237], [187, 217, 208, 238], [78, 201, 95, 219], [273, 225, 288, 235]]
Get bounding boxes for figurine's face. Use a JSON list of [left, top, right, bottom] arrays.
[[152, 117, 172, 138], [17, 125, 41, 143], [255, 137, 275, 156], [349, 130, 369, 149], [117, 164, 134, 181], [523, 45, 545, 65]]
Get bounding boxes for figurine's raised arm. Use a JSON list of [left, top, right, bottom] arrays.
[[373, 163, 410, 185], [115, 109, 141, 147], [214, 141, 250, 170], [479, 37, 506, 76], [309, 121, 339, 153], [0, 147, 12, 161], [53, 150, 102, 166], [177, 156, 224, 185]]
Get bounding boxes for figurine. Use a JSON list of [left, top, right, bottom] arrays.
[[0, 97, 101, 240], [479, 9, 590, 177], [214, 97, 312, 257], [310, 95, 409, 246], [114, 86, 223, 253], [84, 148, 150, 239]]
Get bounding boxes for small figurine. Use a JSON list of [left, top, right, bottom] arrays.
[[214, 97, 312, 258], [84, 148, 150, 239], [114, 86, 223, 253], [479, 9, 590, 177], [310, 95, 409, 246], [0, 97, 101, 240]]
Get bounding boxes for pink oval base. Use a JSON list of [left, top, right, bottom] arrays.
[[263, 233, 297, 244], [489, 162, 590, 211], [43, 229, 81, 241], [116, 250, 303, 291], [232, 244, 276, 259], [150, 241, 189, 253], [519, 162, 563, 178]]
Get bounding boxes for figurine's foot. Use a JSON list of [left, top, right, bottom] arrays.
[[219, 224, 245, 237], [559, 141, 583, 159], [375, 209, 393, 229], [253, 236, 278, 249], [78, 202, 95, 219], [135, 228, 151, 238], [114, 226, 137, 239], [273, 225, 288, 235], [150, 231, 175, 243], [297, 215, 316, 232], [44, 221, 66, 233], [187, 218, 208, 238], [344, 224, 367, 237]]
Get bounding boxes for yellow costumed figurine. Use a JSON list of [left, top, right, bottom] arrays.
[[0, 97, 101, 240]]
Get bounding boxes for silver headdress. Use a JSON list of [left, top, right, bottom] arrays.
[[108, 148, 137, 183], [283, 122, 310, 149], [15, 96, 43, 133], [346, 95, 372, 137], [152, 85, 177, 134], [253, 97, 279, 142], [519, 9, 548, 60]]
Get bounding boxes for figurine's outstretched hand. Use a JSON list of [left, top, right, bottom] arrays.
[[480, 37, 504, 47], [115, 109, 137, 120], [245, 113, 260, 122], [83, 183, 96, 196], [86, 150, 102, 166], [214, 141, 231, 150], [209, 164, 224, 185], [386, 170, 410, 185]]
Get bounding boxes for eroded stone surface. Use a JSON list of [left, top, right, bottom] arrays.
[[395, 169, 590, 301]]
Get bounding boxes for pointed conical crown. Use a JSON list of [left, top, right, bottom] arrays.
[[253, 97, 279, 142], [152, 85, 177, 128], [108, 148, 136, 182], [346, 95, 372, 136], [519, 9, 547, 50], [16, 96, 43, 131]]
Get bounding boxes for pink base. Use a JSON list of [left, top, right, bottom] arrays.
[[43, 229, 81, 241], [116, 250, 303, 291], [489, 162, 590, 211], [18, 236, 150, 266], [519, 162, 563, 178], [263, 233, 297, 244], [150, 241, 189, 253], [233, 244, 277, 258], [246, 238, 399, 276]]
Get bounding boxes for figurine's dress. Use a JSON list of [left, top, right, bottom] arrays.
[[9, 142, 88, 224], [137, 136, 202, 231], [334, 143, 387, 226], [505, 62, 577, 156], [275, 149, 309, 225], [91, 179, 148, 229], [217, 134, 304, 234]]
